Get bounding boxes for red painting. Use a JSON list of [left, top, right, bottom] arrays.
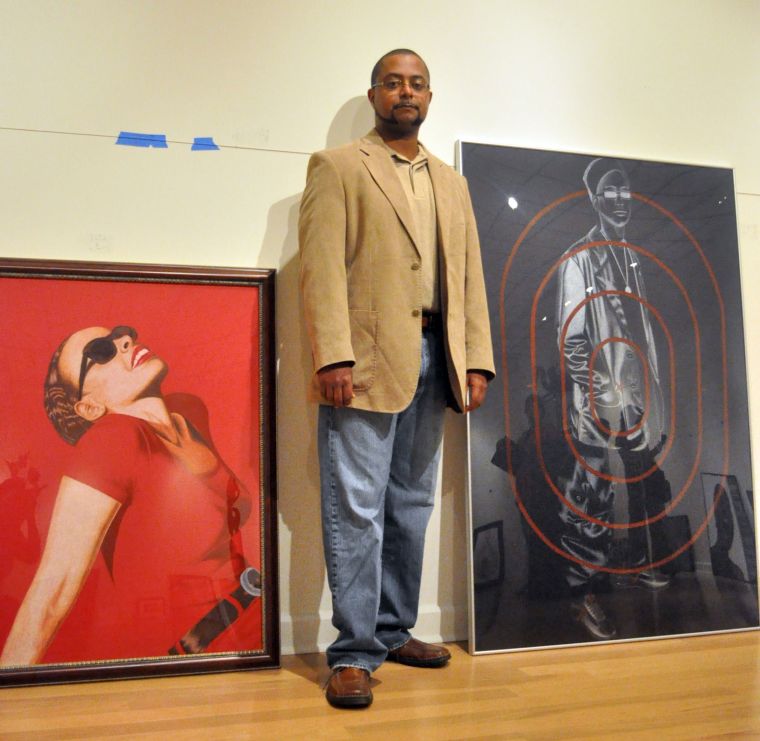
[[0, 260, 278, 685]]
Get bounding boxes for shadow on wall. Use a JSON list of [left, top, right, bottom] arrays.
[[269, 96, 374, 659], [265, 195, 321, 655], [326, 96, 374, 149], [439, 411, 470, 642]]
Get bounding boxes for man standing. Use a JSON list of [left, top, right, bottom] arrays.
[[556, 158, 670, 641], [299, 49, 494, 708]]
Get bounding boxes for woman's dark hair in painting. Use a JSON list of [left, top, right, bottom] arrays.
[[43, 340, 91, 445]]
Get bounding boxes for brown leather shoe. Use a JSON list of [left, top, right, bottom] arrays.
[[325, 667, 372, 708], [386, 637, 451, 668]]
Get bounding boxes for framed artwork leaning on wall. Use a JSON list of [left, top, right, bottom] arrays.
[[0, 258, 278, 685], [460, 142, 757, 652]]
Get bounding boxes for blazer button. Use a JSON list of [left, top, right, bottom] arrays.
[[411, 262, 420, 271], [412, 309, 421, 317]]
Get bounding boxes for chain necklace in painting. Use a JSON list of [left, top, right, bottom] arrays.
[[609, 244, 632, 293]]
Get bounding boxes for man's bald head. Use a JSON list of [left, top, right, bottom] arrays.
[[371, 48, 430, 87]]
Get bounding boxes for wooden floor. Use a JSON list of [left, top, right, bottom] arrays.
[[2, 631, 760, 739]]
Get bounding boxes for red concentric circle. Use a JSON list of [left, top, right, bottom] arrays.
[[498, 191, 731, 574]]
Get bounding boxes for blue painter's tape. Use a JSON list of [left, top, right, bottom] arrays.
[[116, 132, 168, 148], [191, 136, 220, 151]]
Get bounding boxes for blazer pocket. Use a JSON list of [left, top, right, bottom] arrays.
[[349, 309, 378, 391]]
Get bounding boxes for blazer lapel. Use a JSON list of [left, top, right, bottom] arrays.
[[427, 156, 452, 257], [359, 135, 420, 255]]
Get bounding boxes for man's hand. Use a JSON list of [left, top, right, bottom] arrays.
[[318, 363, 355, 407], [466, 371, 489, 412]]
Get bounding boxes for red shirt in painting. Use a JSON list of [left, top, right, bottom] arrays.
[[41, 412, 262, 663]]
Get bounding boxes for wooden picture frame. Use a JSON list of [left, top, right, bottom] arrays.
[[0, 258, 278, 685]]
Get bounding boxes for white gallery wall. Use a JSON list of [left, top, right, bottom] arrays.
[[1, 0, 758, 655]]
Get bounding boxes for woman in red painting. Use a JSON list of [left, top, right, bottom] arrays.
[[0, 326, 261, 665]]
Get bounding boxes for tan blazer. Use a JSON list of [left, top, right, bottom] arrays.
[[299, 129, 494, 413]]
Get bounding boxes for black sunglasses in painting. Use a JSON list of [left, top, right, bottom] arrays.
[[77, 326, 137, 400]]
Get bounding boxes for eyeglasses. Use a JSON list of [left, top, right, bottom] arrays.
[[372, 77, 430, 93], [78, 326, 137, 400], [599, 186, 631, 200]]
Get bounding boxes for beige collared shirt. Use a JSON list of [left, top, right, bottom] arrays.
[[383, 141, 440, 313]]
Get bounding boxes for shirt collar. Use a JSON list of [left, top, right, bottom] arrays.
[[372, 128, 428, 166]]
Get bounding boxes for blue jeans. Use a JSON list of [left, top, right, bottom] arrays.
[[318, 328, 447, 672]]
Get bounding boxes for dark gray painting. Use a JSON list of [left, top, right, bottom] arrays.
[[461, 142, 757, 651]]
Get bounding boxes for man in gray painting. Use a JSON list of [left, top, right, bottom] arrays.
[[556, 158, 671, 640]]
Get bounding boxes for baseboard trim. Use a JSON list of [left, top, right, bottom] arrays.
[[280, 603, 466, 656]]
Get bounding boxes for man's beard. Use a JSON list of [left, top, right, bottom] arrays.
[[376, 106, 424, 129]]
